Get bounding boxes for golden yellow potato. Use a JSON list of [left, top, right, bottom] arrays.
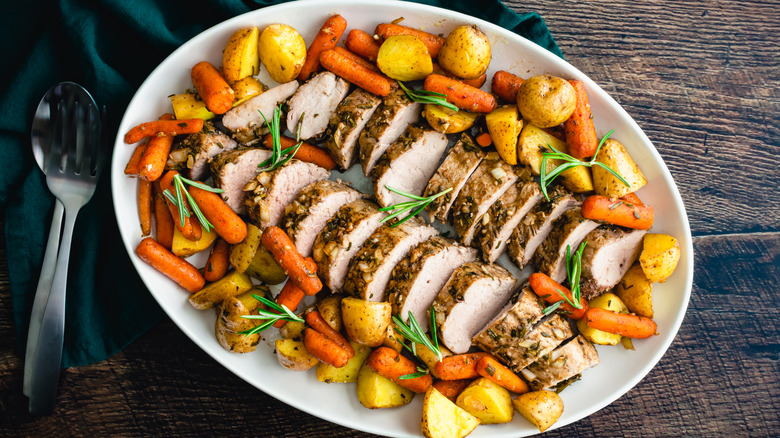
[[382, 322, 405, 352], [517, 75, 577, 128], [341, 297, 392, 347], [279, 319, 306, 340], [316, 294, 344, 332], [316, 341, 372, 383], [615, 263, 654, 318], [170, 93, 215, 120], [423, 104, 479, 134], [416, 343, 452, 379], [421, 387, 480, 438], [172, 226, 217, 257], [456, 378, 514, 424], [438, 25, 492, 79], [223, 26, 260, 84], [485, 105, 523, 165], [216, 290, 265, 353], [231, 77, 266, 106], [229, 223, 262, 273], [512, 390, 564, 432], [377, 35, 433, 81], [592, 138, 648, 198], [244, 243, 286, 285], [356, 362, 415, 409], [258, 23, 306, 83], [516, 124, 594, 192], [639, 233, 681, 283], [188, 270, 253, 310], [275, 338, 318, 371], [577, 292, 629, 345]]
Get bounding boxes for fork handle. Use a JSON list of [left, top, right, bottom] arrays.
[[23, 200, 65, 398], [28, 205, 78, 415]]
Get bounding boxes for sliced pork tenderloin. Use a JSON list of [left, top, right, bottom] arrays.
[[472, 285, 545, 354], [507, 187, 579, 269], [243, 160, 329, 229], [386, 237, 478, 332], [534, 208, 600, 283], [343, 218, 438, 302], [423, 134, 485, 223], [371, 125, 449, 207], [474, 180, 544, 263], [168, 121, 239, 181], [358, 89, 422, 176], [222, 81, 300, 142], [209, 147, 272, 215], [312, 200, 386, 292], [286, 72, 350, 141], [579, 226, 647, 299], [522, 335, 600, 391], [433, 262, 516, 354], [322, 88, 382, 169]]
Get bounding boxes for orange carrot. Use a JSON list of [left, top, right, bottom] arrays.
[[261, 133, 337, 170], [564, 80, 599, 159], [191, 61, 234, 115], [333, 46, 381, 72], [476, 356, 530, 394], [138, 113, 176, 181], [345, 28, 381, 61], [154, 182, 175, 249], [423, 74, 496, 113], [319, 49, 397, 97], [432, 379, 472, 402], [581, 195, 654, 230], [434, 352, 493, 381], [298, 14, 348, 80], [187, 186, 247, 244], [136, 237, 205, 293], [620, 192, 644, 206], [374, 23, 445, 58], [305, 310, 355, 358], [138, 179, 153, 236], [261, 226, 323, 296], [125, 142, 146, 175], [124, 118, 203, 144], [273, 280, 306, 328], [585, 307, 658, 339], [303, 328, 351, 367], [203, 239, 230, 282], [476, 132, 492, 147], [491, 70, 525, 103], [159, 170, 202, 241], [432, 63, 486, 88], [528, 272, 588, 319], [366, 346, 433, 393]]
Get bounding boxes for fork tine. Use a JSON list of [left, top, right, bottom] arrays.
[[45, 99, 65, 175], [65, 95, 80, 174]]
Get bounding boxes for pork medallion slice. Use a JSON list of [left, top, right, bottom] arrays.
[[282, 180, 364, 257], [534, 208, 601, 283], [433, 261, 516, 354], [323, 88, 382, 169], [423, 134, 485, 223], [358, 89, 422, 176], [343, 218, 438, 302], [371, 125, 449, 207], [386, 237, 478, 332], [472, 284, 545, 357], [169, 121, 239, 181], [222, 81, 300, 142], [243, 160, 329, 229], [579, 226, 647, 299], [286, 72, 350, 141], [209, 147, 273, 215], [522, 335, 600, 391], [312, 199, 386, 292]]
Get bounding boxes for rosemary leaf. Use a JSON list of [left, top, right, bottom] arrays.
[[379, 186, 452, 227], [399, 81, 459, 112]]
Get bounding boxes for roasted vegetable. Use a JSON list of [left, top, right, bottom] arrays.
[[222, 26, 260, 84], [455, 377, 514, 424], [485, 104, 522, 165], [577, 292, 629, 345], [316, 341, 372, 383], [229, 223, 262, 273], [421, 387, 480, 438], [169, 93, 215, 120], [172, 226, 217, 258], [356, 361, 415, 409], [423, 104, 478, 134], [216, 288, 267, 353], [341, 297, 392, 347], [258, 23, 307, 83], [276, 338, 319, 371], [639, 233, 681, 283], [245, 244, 287, 285], [316, 294, 344, 332], [517, 75, 577, 128], [377, 35, 433, 81], [512, 390, 564, 432], [279, 319, 307, 340], [231, 76, 266, 106], [615, 263, 654, 318], [437, 25, 491, 79], [188, 270, 253, 310], [592, 138, 647, 198], [517, 123, 594, 193]]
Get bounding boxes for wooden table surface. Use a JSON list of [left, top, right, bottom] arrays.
[[2, 0, 778, 436]]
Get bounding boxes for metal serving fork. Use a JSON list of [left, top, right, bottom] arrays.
[[27, 82, 103, 415]]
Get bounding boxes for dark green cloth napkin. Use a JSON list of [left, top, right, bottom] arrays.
[[1, 0, 561, 368]]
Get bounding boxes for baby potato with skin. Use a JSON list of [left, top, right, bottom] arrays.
[[377, 35, 433, 81], [517, 75, 577, 128], [258, 23, 306, 83], [438, 25, 492, 79]]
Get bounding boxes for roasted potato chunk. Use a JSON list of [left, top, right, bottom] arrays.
[[316, 341, 372, 383], [188, 270, 253, 310], [577, 292, 629, 345], [229, 223, 262, 273], [423, 104, 478, 134], [231, 76, 267, 106], [276, 338, 318, 371], [356, 361, 415, 409], [170, 93, 215, 120], [485, 105, 522, 165], [455, 378, 514, 424], [377, 35, 433, 81], [517, 75, 576, 128], [513, 390, 564, 432], [592, 138, 647, 198], [517, 124, 594, 192], [341, 297, 392, 347], [279, 319, 306, 340], [316, 294, 344, 332], [172, 227, 217, 257], [245, 244, 286, 285], [639, 233, 681, 283], [216, 289, 267, 353], [223, 26, 260, 84], [421, 387, 480, 438], [437, 25, 491, 80], [615, 263, 654, 318], [258, 23, 306, 83]]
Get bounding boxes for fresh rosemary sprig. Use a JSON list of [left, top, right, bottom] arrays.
[[162, 174, 224, 233], [256, 105, 304, 173], [539, 129, 631, 200], [393, 306, 443, 363], [239, 294, 304, 336], [379, 186, 452, 227], [542, 241, 587, 316], [398, 81, 459, 112]]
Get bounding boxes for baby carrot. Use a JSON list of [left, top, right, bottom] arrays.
[[154, 182, 175, 249], [261, 226, 323, 296], [191, 61, 234, 115], [187, 185, 247, 244], [434, 352, 492, 380], [319, 49, 396, 97], [345, 28, 381, 61], [585, 307, 658, 338], [203, 239, 230, 282], [124, 142, 146, 175], [491, 70, 525, 103], [333, 46, 381, 73], [620, 192, 644, 206], [366, 346, 433, 393], [159, 170, 202, 241], [298, 14, 348, 80], [303, 328, 350, 368], [261, 133, 337, 170], [136, 237, 205, 293], [424, 74, 496, 113], [476, 356, 529, 394], [138, 179, 153, 236], [124, 118, 203, 144], [374, 23, 445, 58], [476, 132, 492, 147], [581, 195, 654, 230], [432, 63, 486, 88], [273, 280, 306, 328], [528, 272, 588, 320], [432, 379, 472, 402], [138, 113, 176, 182], [564, 80, 599, 159], [305, 310, 355, 358]]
